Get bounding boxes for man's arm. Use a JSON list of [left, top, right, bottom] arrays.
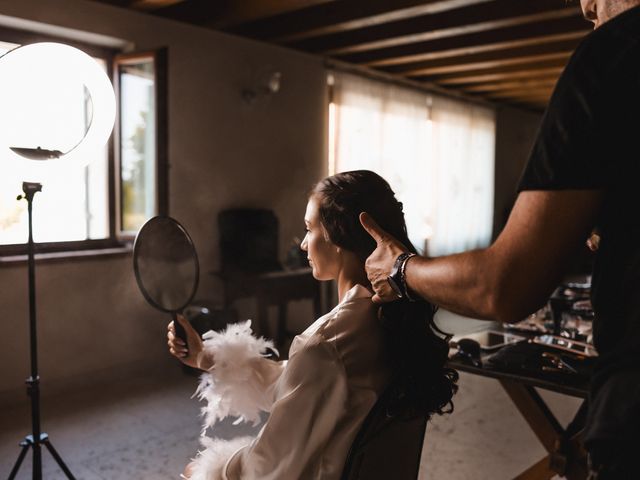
[[361, 190, 602, 322]]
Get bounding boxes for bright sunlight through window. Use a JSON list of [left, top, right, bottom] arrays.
[[329, 71, 496, 256], [0, 43, 108, 245]]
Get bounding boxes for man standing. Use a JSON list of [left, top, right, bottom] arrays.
[[360, 1, 640, 477]]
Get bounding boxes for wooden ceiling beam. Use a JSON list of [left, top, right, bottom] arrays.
[[130, 0, 186, 11], [502, 90, 554, 100], [498, 93, 555, 105], [148, 0, 226, 24], [230, 0, 493, 40], [485, 86, 555, 99], [91, 0, 134, 6], [91, 0, 585, 113], [368, 31, 586, 68], [287, 0, 581, 55], [151, 0, 335, 27], [339, 16, 589, 66], [432, 66, 566, 85], [406, 51, 572, 77], [462, 77, 559, 93], [213, 0, 337, 28], [384, 38, 581, 76]]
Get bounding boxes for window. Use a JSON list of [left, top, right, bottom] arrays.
[[328, 71, 495, 256], [117, 52, 168, 235], [0, 44, 110, 246], [0, 28, 167, 256]]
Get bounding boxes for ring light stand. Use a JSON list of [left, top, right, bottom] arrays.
[[1, 43, 116, 480]]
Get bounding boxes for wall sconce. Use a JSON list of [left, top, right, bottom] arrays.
[[241, 70, 282, 105]]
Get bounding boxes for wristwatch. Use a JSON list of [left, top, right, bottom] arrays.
[[387, 252, 416, 299]]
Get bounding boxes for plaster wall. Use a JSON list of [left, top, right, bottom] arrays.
[[0, 0, 544, 406], [0, 0, 327, 404], [493, 106, 543, 239]]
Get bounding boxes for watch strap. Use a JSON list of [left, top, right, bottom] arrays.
[[387, 252, 416, 300], [400, 253, 416, 301]]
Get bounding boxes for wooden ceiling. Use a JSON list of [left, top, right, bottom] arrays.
[[93, 0, 593, 111]]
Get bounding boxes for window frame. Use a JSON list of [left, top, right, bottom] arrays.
[[114, 48, 169, 240], [0, 26, 167, 257]]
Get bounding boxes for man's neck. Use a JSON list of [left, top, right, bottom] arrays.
[[589, 0, 640, 29], [605, 0, 640, 23]]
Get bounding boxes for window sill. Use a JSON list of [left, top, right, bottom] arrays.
[[0, 244, 133, 266]]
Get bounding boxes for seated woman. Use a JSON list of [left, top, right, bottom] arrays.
[[168, 170, 458, 480]]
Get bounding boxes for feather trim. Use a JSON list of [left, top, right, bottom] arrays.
[[187, 436, 252, 480], [195, 320, 278, 432]]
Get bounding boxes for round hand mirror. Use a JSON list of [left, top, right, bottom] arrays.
[[133, 216, 199, 348]]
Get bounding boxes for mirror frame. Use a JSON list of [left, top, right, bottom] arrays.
[[132, 215, 200, 313]]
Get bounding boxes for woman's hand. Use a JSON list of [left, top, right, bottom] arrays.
[[167, 315, 214, 371], [179, 461, 196, 479]]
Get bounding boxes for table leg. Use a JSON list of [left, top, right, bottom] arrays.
[[499, 380, 562, 453], [561, 433, 588, 480], [499, 379, 587, 480], [276, 301, 287, 348], [513, 455, 555, 480], [256, 291, 269, 338]]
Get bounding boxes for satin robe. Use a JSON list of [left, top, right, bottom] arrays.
[[221, 284, 390, 480]]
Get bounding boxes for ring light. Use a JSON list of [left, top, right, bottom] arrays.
[[0, 42, 116, 175], [1, 42, 116, 479]]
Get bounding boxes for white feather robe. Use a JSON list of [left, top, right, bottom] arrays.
[[190, 284, 389, 480]]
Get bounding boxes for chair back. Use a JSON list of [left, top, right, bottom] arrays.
[[341, 390, 428, 480], [218, 208, 281, 274]]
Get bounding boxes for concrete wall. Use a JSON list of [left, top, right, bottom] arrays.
[[0, 0, 327, 404], [493, 106, 543, 239]]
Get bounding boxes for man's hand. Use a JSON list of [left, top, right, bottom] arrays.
[[359, 212, 410, 303]]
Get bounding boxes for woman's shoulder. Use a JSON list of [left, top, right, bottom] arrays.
[[324, 285, 378, 330], [286, 285, 387, 384], [290, 284, 381, 358], [318, 285, 385, 358]]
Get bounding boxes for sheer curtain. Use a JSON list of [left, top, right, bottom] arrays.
[[329, 71, 495, 256]]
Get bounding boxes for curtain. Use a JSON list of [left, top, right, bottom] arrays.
[[329, 71, 495, 256]]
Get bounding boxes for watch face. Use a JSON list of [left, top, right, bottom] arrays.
[[387, 276, 403, 298]]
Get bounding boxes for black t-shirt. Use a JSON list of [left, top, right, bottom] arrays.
[[518, 6, 640, 382]]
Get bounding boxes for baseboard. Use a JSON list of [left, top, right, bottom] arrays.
[[0, 355, 178, 408]]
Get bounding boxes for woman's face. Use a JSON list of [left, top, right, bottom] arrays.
[[300, 196, 341, 281]]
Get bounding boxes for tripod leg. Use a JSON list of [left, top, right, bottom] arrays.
[[8, 441, 31, 480], [33, 441, 42, 480], [43, 437, 77, 480]]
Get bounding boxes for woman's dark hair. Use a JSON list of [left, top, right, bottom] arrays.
[[312, 170, 458, 419]]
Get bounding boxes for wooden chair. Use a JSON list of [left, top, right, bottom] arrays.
[[216, 208, 282, 308], [214, 208, 321, 346], [341, 388, 429, 480]]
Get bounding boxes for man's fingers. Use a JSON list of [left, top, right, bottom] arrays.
[[371, 293, 384, 304], [359, 212, 389, 244]]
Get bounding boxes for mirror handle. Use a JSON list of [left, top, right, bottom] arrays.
[[172, 312, 188, 352]]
